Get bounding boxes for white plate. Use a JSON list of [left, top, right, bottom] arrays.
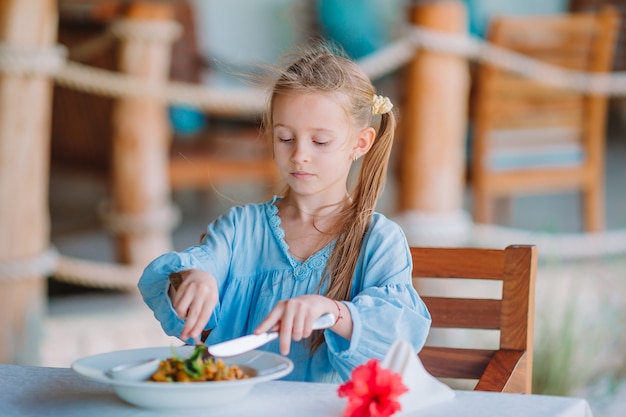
[[72, 346, 293, 411]]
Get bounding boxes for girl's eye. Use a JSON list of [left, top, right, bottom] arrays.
[[278, 137, 293, 143], [314, 141, 329, 146]]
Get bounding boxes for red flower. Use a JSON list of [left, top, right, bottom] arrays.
[[338, 359, 408, 417]]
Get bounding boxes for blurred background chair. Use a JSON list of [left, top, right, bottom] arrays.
[[569, 0, 626, 79], [470, 7, 620, 232], [52, 0, 280, 198], [412, 245, 537, 393]]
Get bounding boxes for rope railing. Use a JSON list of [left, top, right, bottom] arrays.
[[0, 43, 67, 75], [5, 24, 626, 112], [0, 248, 140, 291], [2, 19, 626, 289], [55, 61, 269, 116], [408, 26, 626, 95]]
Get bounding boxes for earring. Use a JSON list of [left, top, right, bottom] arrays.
[[352, 152, 358, 162]]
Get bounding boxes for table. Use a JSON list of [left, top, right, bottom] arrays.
[[0, 364, 593, 417]]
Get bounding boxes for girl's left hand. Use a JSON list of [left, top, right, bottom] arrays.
[[255, 295, 349, 355]]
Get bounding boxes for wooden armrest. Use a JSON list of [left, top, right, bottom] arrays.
[[475, 349, 528, 393], [419, 347, 530, 394], [419, 346, 496, 380]]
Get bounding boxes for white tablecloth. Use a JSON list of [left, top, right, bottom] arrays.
[[0, 364, 593, 417]]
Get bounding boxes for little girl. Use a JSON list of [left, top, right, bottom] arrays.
[[138, 42, 431, 383]]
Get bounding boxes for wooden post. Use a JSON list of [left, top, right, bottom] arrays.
[[108, 2, 181, 267], [395, 0, 471, 244], [0, 0, 58, 364]]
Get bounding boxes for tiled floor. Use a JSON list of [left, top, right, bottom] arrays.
[[42, 114, 626, 416]]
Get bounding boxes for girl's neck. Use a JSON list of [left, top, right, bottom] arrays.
[[278, 193, 350, 224], [276, 195, 350, 262]]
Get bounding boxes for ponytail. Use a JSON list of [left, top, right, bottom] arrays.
[[311, 109, 396, 353]]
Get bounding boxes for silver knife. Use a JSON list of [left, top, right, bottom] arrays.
[[208, 313, 336, 357]]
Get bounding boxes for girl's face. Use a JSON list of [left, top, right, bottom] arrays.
[[272, 92, 369, 202]]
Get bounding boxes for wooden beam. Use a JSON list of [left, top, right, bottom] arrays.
[[399, 1, 469, 214], [110, 1, 179, 266], [0, 0, 58, 364]]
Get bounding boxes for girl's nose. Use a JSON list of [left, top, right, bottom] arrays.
[[291, 143, 309, 163]]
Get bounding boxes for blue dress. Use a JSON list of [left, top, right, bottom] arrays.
[[138, 197, 431, 383]]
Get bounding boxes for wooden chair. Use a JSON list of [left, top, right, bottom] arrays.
[[470, 8, 620, 232], [412, 245, 537, 393], [570, 0, 626, 72], [164, 1, 280, 192], [168, 124, 280, 191], [53, 0, 280, 193]]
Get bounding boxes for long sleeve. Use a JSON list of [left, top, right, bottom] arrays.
[[324, 216, 431, 381], [137, 209, 239, 342]]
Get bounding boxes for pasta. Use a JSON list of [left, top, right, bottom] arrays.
[[150, 346, 250, 382]]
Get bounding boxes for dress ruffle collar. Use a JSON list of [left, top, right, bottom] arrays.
[[265, 196, 333, 279]]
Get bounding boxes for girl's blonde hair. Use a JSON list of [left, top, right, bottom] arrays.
[[262, 41, 397, 352]]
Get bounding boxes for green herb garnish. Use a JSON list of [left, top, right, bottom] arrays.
[[183, 345, 207, 378]]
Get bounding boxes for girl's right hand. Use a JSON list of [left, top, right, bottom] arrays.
[[168, 269, 218, 341]]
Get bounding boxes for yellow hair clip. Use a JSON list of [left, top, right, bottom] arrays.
[[372, 95, 393, 115]]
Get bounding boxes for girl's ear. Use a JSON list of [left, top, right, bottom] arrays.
[[352, 127, 376, 159]]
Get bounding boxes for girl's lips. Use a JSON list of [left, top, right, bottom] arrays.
[[291, 171, 314, 180]]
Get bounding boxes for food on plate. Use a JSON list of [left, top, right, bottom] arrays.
[[150, 346, 250, 382]]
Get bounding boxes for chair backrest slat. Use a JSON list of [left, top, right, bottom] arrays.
[[410, 247, 505, 279], [421, 296, 501, 329]]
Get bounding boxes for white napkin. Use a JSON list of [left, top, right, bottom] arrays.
[[381, 340, 455, 414]]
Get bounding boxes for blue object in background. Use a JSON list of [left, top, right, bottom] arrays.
[[316, 0, 388, 59], [464, 0, 568, 38], [169, 105, 206, 136]]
